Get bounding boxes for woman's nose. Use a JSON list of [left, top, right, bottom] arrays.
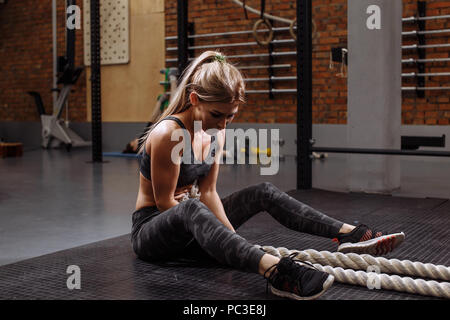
[[218, 118, 227, 129]]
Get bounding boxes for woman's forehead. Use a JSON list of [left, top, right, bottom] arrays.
[[208, 102, 239, 112]]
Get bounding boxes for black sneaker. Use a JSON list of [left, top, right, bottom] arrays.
[[264, 252, 334, 300], [333, 224, 405, 255]]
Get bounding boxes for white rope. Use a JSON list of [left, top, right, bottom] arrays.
[[315, 264, 450, 299], [257, 246, 450, 281], [257, 245, 450, 299], [230, 0, 293, 24], [179, 179, 201, 202]]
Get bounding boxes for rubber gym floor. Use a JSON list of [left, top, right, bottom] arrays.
[[0, 148, 448, 300]]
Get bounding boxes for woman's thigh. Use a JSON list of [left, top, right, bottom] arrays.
[[132, 201, 195, 260]]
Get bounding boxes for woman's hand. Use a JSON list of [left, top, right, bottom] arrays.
[[174, 192, 188, 202], [173, 184, 194, 202]]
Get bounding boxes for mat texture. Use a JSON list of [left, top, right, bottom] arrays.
[[0, 189, 448, 300]]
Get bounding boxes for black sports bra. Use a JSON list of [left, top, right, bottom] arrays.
[[139, 116, 217, 188]]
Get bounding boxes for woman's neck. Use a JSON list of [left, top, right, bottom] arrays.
[[176, 108, 199, 137]]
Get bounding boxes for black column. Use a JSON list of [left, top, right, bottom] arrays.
[[296, 0, 313, 189], [66, 0, 76, 71], [90, 0, 102, 162], [416, 1, 426, 98], [177, 0, 189, 76]]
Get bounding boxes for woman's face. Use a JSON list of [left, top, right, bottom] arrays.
[[201, 102, 239, 131], [190, 93, 239, 131]]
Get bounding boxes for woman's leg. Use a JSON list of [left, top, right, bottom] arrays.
[[221, 182, 346, 238], [132, 198, 266, 273]]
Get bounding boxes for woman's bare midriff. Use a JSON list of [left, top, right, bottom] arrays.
[[135, 174, 194, 210]]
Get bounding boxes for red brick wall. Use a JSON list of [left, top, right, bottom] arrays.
[[1, 0, 449, 125], [165, 0, 450, 125], [0, 0, 86, 122]]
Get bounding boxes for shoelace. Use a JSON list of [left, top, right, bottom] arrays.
[[263, 253, 319, 295]]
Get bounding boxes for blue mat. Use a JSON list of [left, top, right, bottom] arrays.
[[103, 152, 142, 158]]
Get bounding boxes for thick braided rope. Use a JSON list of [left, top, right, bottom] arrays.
[[257, 246, 450, 281], [179, 180, 201, 202], [257, 245, 450, 299], [314, 265, 450, 299]]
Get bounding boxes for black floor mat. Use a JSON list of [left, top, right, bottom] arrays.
[[0, 189, 448, 300]]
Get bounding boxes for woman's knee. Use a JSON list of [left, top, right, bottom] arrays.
[[256, 182, 281, 198]]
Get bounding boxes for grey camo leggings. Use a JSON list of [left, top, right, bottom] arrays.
[[131, 182, 344, 274]]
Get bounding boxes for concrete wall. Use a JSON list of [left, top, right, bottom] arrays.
[[86, 0, 165, 122]]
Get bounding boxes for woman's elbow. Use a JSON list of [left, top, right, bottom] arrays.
[[156, 198, 179, 212]]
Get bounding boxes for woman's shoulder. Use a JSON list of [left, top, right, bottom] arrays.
[[145, 119, 183, 153], [150, 118, 180, 137]]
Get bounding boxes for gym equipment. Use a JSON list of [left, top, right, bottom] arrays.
[[170, 0, 301, 97], [258, 246, 450, 299], [179, 179, 201, 202], [329, 47, 348, 78], [0, 143, 23, 158], [28, 0, 91, 151], [251, 1, 273, 45], [402, 2, 450, 95], [168, 1, 449, 99], [231, 0, 297, 43]]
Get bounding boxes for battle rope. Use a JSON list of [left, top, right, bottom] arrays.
[[258, 246, 450, 281], [180, 179, 201, 202], [256, 245, 450, 299]]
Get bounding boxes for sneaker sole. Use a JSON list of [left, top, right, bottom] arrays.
[[337, 232, 405, 255], [270, 274, 335, 300]]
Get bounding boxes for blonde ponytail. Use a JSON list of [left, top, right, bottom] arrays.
[[138, 51, 246, 154]]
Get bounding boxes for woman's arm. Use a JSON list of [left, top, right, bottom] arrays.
[[149, 124, 183, 212], [198, 130, 236, 233], [200, 190, 235, 232]]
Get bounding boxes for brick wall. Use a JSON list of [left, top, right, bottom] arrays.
[[1, 0, 449, 125], [165, 0, 450, 125], [0, 0, 86, 122]]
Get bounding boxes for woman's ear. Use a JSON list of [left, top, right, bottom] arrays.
[[189, 92, 199, 106]]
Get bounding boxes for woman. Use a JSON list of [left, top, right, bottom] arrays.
[[132, 51, 405, 300]]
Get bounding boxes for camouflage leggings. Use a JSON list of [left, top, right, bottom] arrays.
[[131, 182, 344, 273]]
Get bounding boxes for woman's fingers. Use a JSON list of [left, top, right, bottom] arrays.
[[174, 192, 188, 200]]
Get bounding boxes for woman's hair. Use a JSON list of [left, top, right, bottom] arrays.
[[138, 50, 246, 154]]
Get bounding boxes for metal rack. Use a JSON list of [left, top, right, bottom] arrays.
[[402, 14, 450, 22], [167, 5, 298, 97], [402, 2, 450, 96]]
